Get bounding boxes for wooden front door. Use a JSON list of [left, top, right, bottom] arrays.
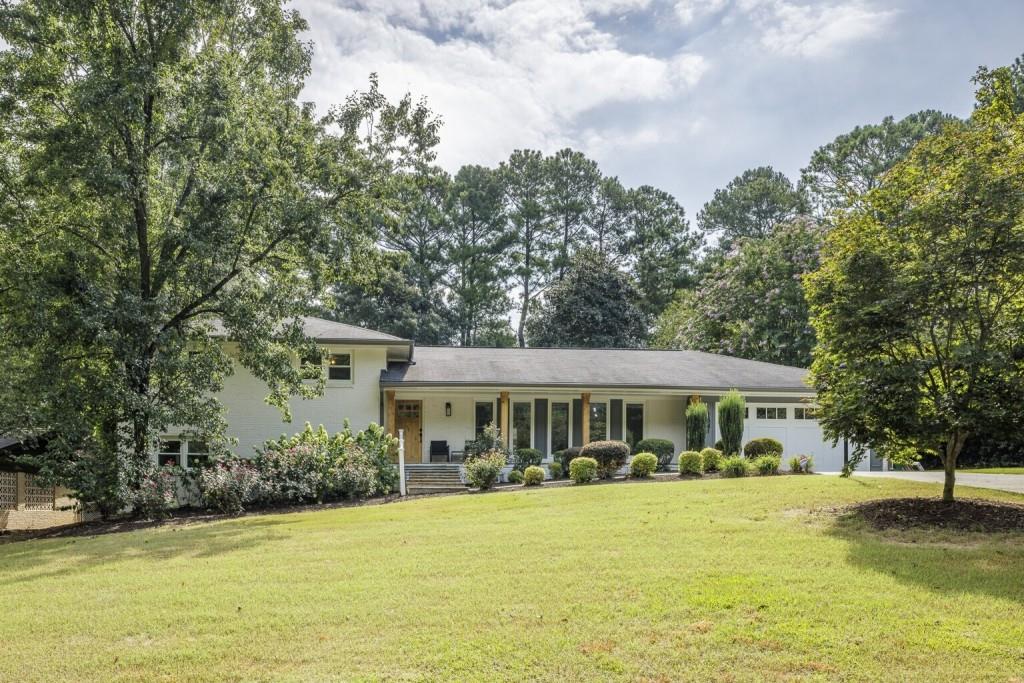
[[396, 400, 423, 463]]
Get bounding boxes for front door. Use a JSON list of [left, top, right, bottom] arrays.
[[396, 400, 423, 463]]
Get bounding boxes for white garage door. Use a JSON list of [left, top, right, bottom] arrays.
[[741, 405, 846, 472]]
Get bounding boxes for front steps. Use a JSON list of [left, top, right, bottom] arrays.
[[405, 464, 465, 494]]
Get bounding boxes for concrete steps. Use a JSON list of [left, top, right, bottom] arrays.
[[405, 465, 464, 493]]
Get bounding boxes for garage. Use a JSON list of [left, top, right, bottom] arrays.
[[740, 403, 855, 472]]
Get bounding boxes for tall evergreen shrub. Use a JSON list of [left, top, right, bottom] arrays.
[[717, 390, 745, 456], [685, 400, 709, 451]]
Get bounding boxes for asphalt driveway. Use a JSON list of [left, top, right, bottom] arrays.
[[850, 471, 1024, 495]]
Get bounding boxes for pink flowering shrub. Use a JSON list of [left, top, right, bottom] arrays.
[[131, 461, 180, 518], [196, 458, 265, 513]]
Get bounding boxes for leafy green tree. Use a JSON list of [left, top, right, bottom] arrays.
[[654, 219, 823, 367], [697, 166, 806, 250], [806, 70, 1024, 502], [0, 1, 438, 508], [501, 149, 558, 348], [545, 148, 600, 279], [525, 249, 646, 348], [621, 185, 702, 321], [801, 110, 956, 217], [444, 165, 513, 346]]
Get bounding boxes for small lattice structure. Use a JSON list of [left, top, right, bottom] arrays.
[[0, 472, 16, 511], [23, 474, 54, 511]]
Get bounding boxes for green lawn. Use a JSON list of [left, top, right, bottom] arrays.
[[2, 477, 1024, 682], [960, 467, 1024, 475]]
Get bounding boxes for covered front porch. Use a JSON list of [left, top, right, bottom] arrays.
[[383, 387, 703, 465]]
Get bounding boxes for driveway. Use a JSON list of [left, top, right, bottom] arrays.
[[848, 471, 1024, 495]]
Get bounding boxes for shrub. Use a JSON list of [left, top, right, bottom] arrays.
[[580, 440, 630, 478], [629, 452, 658, 478], [676, 450, 703, 476], [717, 390, 745, 455], [465, 422, 505, 459], [548, 461, 563, 479], [556, 447, 581, 476], [700, 447, 723, 473], [513, 447, 543, 471], [720, 455, 750, 478], [754, 454, 781, 475], [464, 450, 507, 490], [635, 438, 674, 471], [196, 458, 264, 513], [789, 455, 814, 473], [131, 461, 181, 517], [685, 401, 709, 451], [507, 469, 524, 484], [569, 457, 598, 484], [523, 465, 545, 486], [714, 439, 724, 451], [745, 437, 783, 458]]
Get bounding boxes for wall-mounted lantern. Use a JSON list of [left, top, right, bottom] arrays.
[[445, 402, 452, 417]]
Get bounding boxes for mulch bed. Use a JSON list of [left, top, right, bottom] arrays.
[[845, 497, 1024, 533]]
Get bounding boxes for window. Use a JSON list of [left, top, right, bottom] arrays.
[[513, 402, 531, 450], [187, 440, 211, 468], [625, 403, 644, 448], [794, 407, 817, 420], [756, 407, 787, 420], [327, 353, 352, 381], [475, 401, 494, 438], [551, 402, 569, 452], [158, 439, 182, 467], [589, 402, 607, 442]]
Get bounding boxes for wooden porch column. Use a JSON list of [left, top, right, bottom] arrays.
[[384, 390, 396, 437], [581, 392, 591, 445], [500, 391, 510, 449]]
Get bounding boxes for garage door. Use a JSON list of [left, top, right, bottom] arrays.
[[742, 405, 845, 472]]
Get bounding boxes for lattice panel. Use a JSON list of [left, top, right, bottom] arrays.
[[23, 475, 54, 511], [0, 472, 16, 510]]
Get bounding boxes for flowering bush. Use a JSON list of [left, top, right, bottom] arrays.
[[131, 461, 180, 518], [464, 451, 507, 490], [197, 458, 264, 513]]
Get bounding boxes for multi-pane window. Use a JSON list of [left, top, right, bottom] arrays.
[[475, 401, 494, 438], [158, 439, 182, 467], [513, 402, 531, 450], [157, 439, 210, 468], [327, 353, 352, 381], [756, 407, 787, 420], [625, 403, 644, 449], [589, 402, 607, 442], [794, 407, 817, 420], [551, 402, 569, 452]]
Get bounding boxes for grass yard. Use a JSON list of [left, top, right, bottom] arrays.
[[2, 477, 1024, 682], [960, 467, 1024, 475]]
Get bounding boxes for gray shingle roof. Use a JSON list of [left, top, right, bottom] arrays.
[[210, 316, 408, 344], [382, 347, 810, 392]]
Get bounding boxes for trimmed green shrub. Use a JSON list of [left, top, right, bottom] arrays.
[[714, 439, 724, 451], [513, 447, 543, 471], [523, 465, 545, 486], [580, 440, 630, 478], [677, 450, 703, 476], [754, 454, 781, 475], [717, 390, 745, 455], [556, 447, 581, 476], [745, 437, 783, 458], [685, 401, 709, 451], [635, 438, 675, 471], [720, 455, 750, 478], [548, 461, 563, 479], [569, 457, 598, 484], [700, 447, 723, 473], [789, 455, 814, 473], [629, 452, 658, 478], [464, 451, 507, 490], [507, 469, 524, 484]]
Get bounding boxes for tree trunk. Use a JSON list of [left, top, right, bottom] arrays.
[[941, 432, 967, 503], [517, 291, 529, 348]]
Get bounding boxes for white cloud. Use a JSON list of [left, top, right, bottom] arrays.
[[749, 1, 897, 58], [294, 0, 706, 169], [674, 0, 728, 26]]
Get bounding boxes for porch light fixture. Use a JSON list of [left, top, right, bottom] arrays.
[[445, 402, 452, 417]]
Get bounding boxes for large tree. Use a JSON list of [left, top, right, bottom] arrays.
[[654, 218, 823, 367], [805, 70, 1024, 502], [0, 1, 438, 506], [544, 148, 600, 279], [801, 110, 956, 218], [526, 249, 646, 348], [588, 176, 629, 257], [501, 149, 557, 347], [697, 166, 806, 251]]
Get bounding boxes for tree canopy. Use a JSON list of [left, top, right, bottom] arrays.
[[697, 166, 806, 250], [805, 69, 1024, 501]]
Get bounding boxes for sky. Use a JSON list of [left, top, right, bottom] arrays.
[[292, 0, 1024, 217]]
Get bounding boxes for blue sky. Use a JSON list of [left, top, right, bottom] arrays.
[[294, 0, 1024, 218]]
